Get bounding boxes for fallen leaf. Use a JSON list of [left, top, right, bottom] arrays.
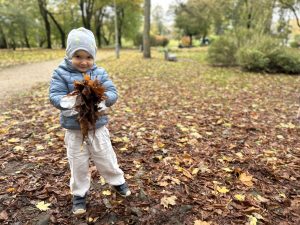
[[160, 195, 177, 208], [217, 186, 229, 193], [13, 146, 25, 151], [0, 210, 8, 221], [194, 220, 211, 225], [36, 201, 51, 211], [182, 168, 193, 179], [8, 138, 20, 143], [247, 215, 257, 225], [102, 190, 111, 196], [234, 194, 245, 201], [192, 168, 200, 175], [239, 172, 253, 187]]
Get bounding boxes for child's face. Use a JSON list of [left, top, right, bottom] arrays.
[[71, 50, 94, 73]]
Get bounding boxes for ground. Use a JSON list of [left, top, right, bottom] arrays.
[[0, 49, 300, 225]]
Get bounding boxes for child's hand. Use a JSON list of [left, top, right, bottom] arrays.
[[97, 100, 107, 111], [60, 95, 77, 109]]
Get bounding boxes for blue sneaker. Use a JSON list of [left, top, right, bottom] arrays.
[[113, 183, 131, 197], [72, 195, 86, 215]]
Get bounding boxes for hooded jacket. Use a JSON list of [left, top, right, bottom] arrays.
[[49, 58, 118, 130]]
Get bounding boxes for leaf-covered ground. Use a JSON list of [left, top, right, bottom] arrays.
[[0, 49, 65, 69], [0, 49, 300, 225]]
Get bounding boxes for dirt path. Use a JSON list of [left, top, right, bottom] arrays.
[[0, 52, 114, 100]]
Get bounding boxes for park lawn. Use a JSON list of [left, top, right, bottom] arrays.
[[0, 49, 300, 224], [0, 49, 66, 68]]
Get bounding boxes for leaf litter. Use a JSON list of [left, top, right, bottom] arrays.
[[0, 50, 300, 224]]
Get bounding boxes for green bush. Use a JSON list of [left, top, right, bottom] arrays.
[[268, 48, 300, 74], [237, 48, 270, 71], [290, 41, 299, 48], [207, 35, 238, 66], [237, 35, 279, 72]]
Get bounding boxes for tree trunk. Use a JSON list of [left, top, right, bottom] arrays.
[[0, 24, 8, 48], [80, 0, 95, 29], [189, 34, 193, 46], [23, 28, 31, 48], [117, 7, 124, 48], [95, 8, 105, 48], [46, 9, 66, 48], [37, 0, 51, 48], [143, 0, 151, 58]]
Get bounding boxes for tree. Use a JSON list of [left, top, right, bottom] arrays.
[[37, 0, 51, 48], [174, 0, 212, 46], [278, 0, 300, 28], [143, 0, 151, 58], [79, 0, 95, 30], [152, 5, 166, 35]]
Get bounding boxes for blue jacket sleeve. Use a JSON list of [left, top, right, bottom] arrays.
[[49, 70, 68, 110], [99, 69, 118, 107]]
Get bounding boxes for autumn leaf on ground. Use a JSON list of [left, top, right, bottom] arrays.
[[36, 201, 51, 211], [234, 194, 245, 201], [247, 215, 257, 225], [194, 220, 211, 225], [160, 195, 177, 208], [217, 186, 230, 194], [0, 210, 8, 221], [102, 190, 111, 196], [239, 172, 254, 187], [8, 138, 20, 143]]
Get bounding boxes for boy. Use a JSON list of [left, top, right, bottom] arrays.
[[49, 27, 130, 215]]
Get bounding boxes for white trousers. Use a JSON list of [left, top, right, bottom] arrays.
[[64, 126, 125, 197]]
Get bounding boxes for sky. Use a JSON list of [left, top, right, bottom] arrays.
[[151, 0, 186, 25], [151, 0, 177, 12]]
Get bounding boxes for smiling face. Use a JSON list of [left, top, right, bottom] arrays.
[[71, 50, 94, 73]]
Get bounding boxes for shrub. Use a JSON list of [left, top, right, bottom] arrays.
[[207, 35, 238, 66], [133, 33, 169, 47], [290, 41, 300, 48], [268, 48, 300, 74], [153, 35, 169, 47], [237, 35, 279, 72], [237, 48, 270, 72]]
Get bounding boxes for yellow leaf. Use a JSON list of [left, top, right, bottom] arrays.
[[8, 138, 20, 143], [234, 194, 245, 201], [247, 215, 257, 225], [192, 168, 200, 175], [277, 135, 284, 139], [36, 201, 51, 211], [217, 186, 229, 193], [182, 168, 193, 179], [13, 146, 25, 151], [222, 167, 233, 172], [99, 176, 106, 185], [160, 195, 177, 208], [102, 190, 111, 196], [120, 147, 128, 151], [190, 132, 202, 138], [239, 173, 254, 187], [6, 187, 15, 193], [235, 152, 243, 158], [36, 145, 45, 151], [194, 220, 211, 225]]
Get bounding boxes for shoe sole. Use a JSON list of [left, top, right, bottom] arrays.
[[117, 190, 131, 197], [73, 209, 86, 215]]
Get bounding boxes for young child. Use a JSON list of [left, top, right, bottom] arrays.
[[49, 27, 131, 215]]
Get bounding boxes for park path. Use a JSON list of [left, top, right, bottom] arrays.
[[0, 52, 114, 101]]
